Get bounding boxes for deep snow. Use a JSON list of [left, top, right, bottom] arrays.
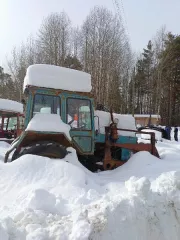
[[0, 137, 180, 239]]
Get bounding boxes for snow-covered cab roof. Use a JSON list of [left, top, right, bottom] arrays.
[[23, 64, 92, 93], [0, 98, 23, 114]]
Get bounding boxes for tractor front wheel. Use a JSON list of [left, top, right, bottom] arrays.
[[12, 141, 67, 161]]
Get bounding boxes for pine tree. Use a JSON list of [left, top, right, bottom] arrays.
[[64, 55, 83, 70], [159, 33, 180, 125]]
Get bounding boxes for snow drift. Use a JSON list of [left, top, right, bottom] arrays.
[[0, 139, 180, 239]]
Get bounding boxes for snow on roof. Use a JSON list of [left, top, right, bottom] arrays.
[[139, 129, 162, 141], [95, 110, 136, 137], [23, 64, 92, 93], [0, 98, 23, 114], [25, 113, 71, 141], [134, 114, 161, 118]]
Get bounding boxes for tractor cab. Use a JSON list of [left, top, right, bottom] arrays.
[[4, 64, 95, 162], [0, 99, 24, 143], [24, 89, 95, 155]]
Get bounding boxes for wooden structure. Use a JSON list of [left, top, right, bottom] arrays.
[[134, 114, 161, 126]]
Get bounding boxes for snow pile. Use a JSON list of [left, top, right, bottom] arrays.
[[25, 113, 71, 140], [39, 107, 51, 113], [95, 110, 136, 136], [0, 138, 180, 239], [24, 64, 92, 92], [140, 129, 162, 141], [0, 224, 8, 240], [0, 98, 23, 114], [133, 114, 161, 118]]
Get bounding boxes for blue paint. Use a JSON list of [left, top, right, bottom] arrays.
[[24, 87, 137, 161], [95, 133, 137, 161], [25, 88, 95, 154]]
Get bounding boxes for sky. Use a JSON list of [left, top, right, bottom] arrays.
[[0, 0, 180, 70]]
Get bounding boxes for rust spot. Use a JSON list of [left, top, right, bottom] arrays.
[[27, 86, 93, 97], [19, 131, 72, 148]]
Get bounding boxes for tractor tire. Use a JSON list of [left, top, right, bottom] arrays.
[[11, 150, 20, 161], [12, 142, 67, 161]]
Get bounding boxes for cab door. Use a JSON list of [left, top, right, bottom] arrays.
[[64, 94, 95, 155]]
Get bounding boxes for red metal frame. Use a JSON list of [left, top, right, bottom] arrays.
[[103, 126, 159, 170], [0, 112, 24, 143]]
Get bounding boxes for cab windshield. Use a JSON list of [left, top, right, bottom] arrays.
[[67, 98, 91, 130], [32, 94, 60, 117]]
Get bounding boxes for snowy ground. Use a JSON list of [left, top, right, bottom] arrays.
[[0, 137, 180, 239]]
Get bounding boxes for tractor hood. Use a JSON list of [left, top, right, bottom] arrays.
[[26, 113, 71, 141]]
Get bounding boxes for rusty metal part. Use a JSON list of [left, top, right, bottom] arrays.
[[114, 127, 158, 157], [103, 143, 126, 170], [103, 126, 125, 170], [110, 108, 114, 123], [4, 131, 72, 163], [110, 123, 119, 141], [111, 143, 159, 157], [17, 131, 71, 148], [103, 125, 159, 170], [116, 128, 159, 157], [25, 86, 94, 98], [109, 109, 118, 141]]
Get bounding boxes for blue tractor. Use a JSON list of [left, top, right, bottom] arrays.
[[4, 64, 159, 171]]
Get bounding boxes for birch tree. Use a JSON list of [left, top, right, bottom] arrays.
[[80, 6, 132, 111], [37, 12, 71, 66]]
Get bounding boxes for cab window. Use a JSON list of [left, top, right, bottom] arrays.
[[3, 116, 24, 130], [7, 117, 17, 130], [33, 94, 60, 117], [67, 98, 91, 130]]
